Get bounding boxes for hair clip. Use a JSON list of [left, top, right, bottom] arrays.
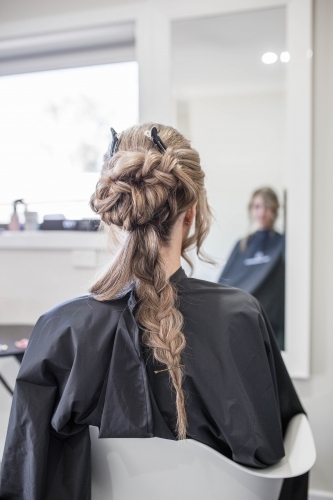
[[109, 127, 120, 157], [144, 127, 167, 153], [154, 365, 185, 374]]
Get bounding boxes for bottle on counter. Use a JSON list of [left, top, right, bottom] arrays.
[[8, 199, 25, 231]]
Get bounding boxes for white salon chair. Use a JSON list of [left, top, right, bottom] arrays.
[[90, 413, 316, 500]]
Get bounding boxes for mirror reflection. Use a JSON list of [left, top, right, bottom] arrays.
[[172, 7, 287, 349]]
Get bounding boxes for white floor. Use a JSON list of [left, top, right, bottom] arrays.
[[309, 492, 333, 500]]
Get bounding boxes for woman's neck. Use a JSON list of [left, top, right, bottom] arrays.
[[159, 217, 183, 278], [159, 245, 182, 278]]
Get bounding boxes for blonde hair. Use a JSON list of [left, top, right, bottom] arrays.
[[240, 186, 280, 251], [248, 187, 280, 220], [90, 123, 212, 439]]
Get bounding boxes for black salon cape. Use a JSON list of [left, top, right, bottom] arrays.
[[219, 230, 285, 349], [0, 268, 305, 500]]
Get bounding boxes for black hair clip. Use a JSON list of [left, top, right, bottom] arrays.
[[109, 127, 120, 157], [144, 127, 167, 153]]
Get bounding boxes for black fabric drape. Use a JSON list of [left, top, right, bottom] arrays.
[[219, 230, 285, 349]]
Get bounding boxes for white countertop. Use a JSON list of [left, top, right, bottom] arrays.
[[0, 231, 108, 250]]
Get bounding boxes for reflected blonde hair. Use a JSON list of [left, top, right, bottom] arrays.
[[90, 124, 212, 439], [240, 186, 280, 251], [248, 187, 280, 220]]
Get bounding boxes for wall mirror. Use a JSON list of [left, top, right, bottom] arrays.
[[172, 7, 287, 351], [168, 1, 312, 378]]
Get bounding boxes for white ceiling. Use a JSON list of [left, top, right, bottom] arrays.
[[172, 7, 287, 99]]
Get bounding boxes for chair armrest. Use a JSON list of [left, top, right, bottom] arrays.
[[246, 413, 316, 479]]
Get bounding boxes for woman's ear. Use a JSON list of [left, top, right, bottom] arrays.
[[183, 203, 197, 227]]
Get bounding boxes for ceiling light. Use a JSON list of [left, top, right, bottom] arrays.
[[280, 51, 291, 62], [262, 52, 278, 64]]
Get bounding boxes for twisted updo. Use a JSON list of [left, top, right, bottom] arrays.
[[90, 123, 212, 439]]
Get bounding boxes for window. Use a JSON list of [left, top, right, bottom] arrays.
[[0, 61, 139, 223]]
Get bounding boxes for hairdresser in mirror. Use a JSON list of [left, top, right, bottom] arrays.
[[219, 187, 285, 350]]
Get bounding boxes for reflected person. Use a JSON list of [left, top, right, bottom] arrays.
[[219, 187, 285, 350]]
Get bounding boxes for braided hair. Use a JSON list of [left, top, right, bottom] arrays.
[[90, 123, 212, 439]]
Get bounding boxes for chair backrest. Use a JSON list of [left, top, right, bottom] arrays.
[[90, 413, 316, 500]]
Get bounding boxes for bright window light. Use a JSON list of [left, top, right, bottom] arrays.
[[261, 52, 278, 64], [280, 51, 290, 63], [0, 62, 139, 224]]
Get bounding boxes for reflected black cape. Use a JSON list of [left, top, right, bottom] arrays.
[[219, 231, 285, 349], [0, 268, 304, 500]]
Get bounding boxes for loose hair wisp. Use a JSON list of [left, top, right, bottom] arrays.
[[90, 124, 212, 439]]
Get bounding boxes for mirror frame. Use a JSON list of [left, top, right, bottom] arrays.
[[0, 0, 312, 377]]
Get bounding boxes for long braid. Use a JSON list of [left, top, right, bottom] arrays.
[[90, 123, 212, 439], [133, 228, 187, 438]]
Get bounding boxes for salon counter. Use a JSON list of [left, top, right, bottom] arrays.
[[0, 230, 107, 250], [0, 231, 110, 324]]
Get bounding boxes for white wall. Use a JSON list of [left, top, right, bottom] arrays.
[[292, 0, 333, 493]]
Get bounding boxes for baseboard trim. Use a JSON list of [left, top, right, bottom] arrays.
[[309, 490, 333, 500]]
